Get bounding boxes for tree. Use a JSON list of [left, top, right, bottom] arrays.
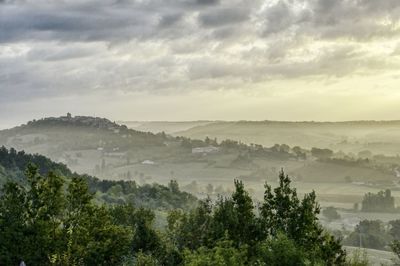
[[25, 164, 65, 265], [168, 170, 346, 265], [0, 182, 28, 265], [260, 170, 345, 264], [252, 233, 306, 265], [168, 180, 180, 194], [344, 220, 390, 250], [311, 148, 333, 160], [391, 240, 400, 263], [0, 166, 131, 265], [231, 179, 257, 246], [60, 177, 131, 265], [390, 220, 400, 240], [167, 199, 213, 251], [323, 207, 341, 221], [361, 189, 395, 212], [183, 238, 247, 266]]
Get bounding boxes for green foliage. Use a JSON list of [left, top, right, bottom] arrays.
[[0, 146, 198, 210], [183, 239, 247, 266], [260, 170, 345, 264], [391, 240, 400, 261], [0, 165, 131, 265], [252, 233, 307, 265], [0, 159, 347, 265], [168, 170, 346, 265], [0, 182, 27, 264]]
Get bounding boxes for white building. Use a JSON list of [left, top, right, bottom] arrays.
[[192, 146, 219, 154]]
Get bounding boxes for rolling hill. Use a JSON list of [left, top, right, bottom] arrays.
[[1, 115, 400, 209], [175, 120, 400, 156], [0, 146, 197, 210]]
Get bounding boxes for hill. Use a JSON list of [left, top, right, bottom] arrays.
[[165, 120, 400, 156], [0, 146, 197, 210], [119, 120, 214, 134], [2, 115, 400, 209]]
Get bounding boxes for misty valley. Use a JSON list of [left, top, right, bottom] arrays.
[[4, 0, 400, 264], [1, 115, 400, 264]]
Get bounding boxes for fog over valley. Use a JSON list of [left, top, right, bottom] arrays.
[[2, 0, 400, 264]]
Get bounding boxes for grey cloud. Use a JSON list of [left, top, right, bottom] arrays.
[[195, 0, 220, 6], [158, 13, 184, 28], [198, 7, 250, 27], [26, 46, 98, 62], [1, 0, 400, 105], [259, 0, 400, 40]]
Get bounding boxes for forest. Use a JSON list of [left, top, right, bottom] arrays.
[[1, 163, 347, 265], [0, 146, 197, 210], [3, 147, 400, 264]]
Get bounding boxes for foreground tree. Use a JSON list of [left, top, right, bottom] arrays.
[[0, 164, 131, 265], [1, 163, 347, 265], [260, 170, 345, 264], [168, 170, 346, 265]]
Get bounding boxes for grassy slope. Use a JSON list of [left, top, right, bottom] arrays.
[[345, 246, 396, 265]]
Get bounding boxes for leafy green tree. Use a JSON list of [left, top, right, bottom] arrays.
[[260, 170, 346, 264], [167, 198, 213, 250], [24, 164, 65, 265], [183, 238, 247, 266], [230, 179, 257, 246], [0, 182, 28, 265], [252, 233, 307, 265], [391, 240, 400, 262], [60, 176, 131, 265], [1, 165, 131, 265]]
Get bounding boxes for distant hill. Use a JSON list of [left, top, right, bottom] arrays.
[[172, 120, 400, 156], [119, 120, 214, 134], [2, 115, 400, 209], [0, 114, 171, 174]]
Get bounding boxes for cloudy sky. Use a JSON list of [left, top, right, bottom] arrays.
[[1, 0, 400, 127]]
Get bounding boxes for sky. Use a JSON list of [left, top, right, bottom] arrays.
[[1, 0, 400, 128]]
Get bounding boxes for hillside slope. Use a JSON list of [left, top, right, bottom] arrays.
[[1, 115, 400, 209], [0, 146, 197, 210]]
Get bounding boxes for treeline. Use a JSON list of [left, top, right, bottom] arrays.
[[361, 189, 396, 212], [343, 219, 400, 252], [0, 146, 197, 210], [0, 168, 346, 265], [0, 146, 71, 183]]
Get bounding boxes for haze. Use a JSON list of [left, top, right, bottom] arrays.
[[2, 0, 400, 128]]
